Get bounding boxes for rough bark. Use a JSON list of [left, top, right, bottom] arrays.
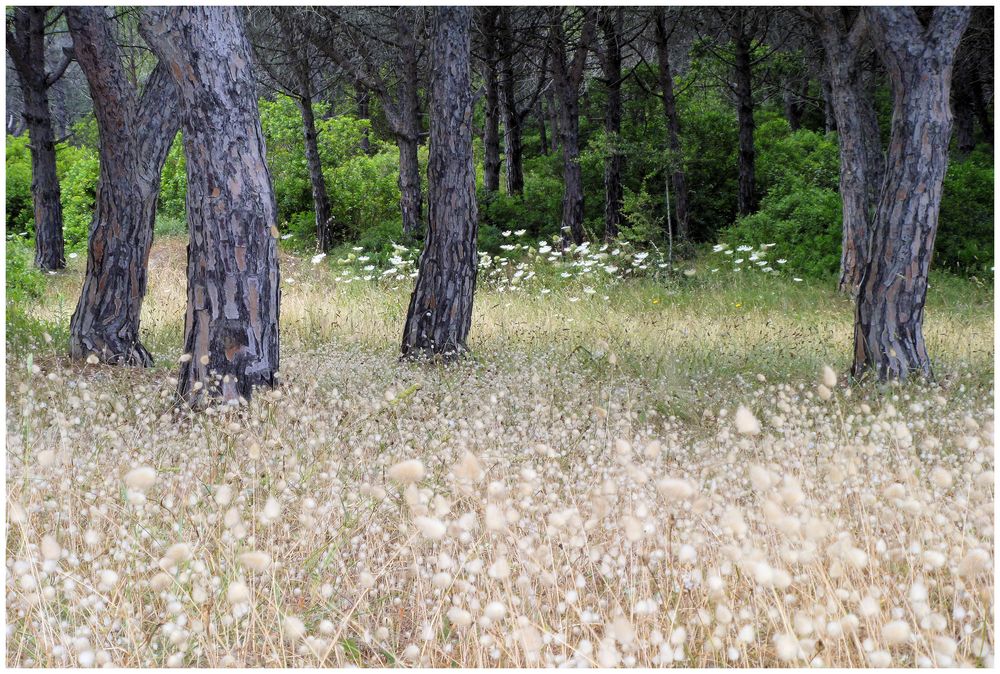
[[852, 6, 970, 381], [481, 8, 502, 195], [6, 7, 66, 271], [297, 93, 334, 251], [654, 8, 690, 241], [822, 77, 837, 133], [810, 8, 883, 294], [66, 7, 180, 366], [549, 9, 596, 246], [733, 25, 757, 216], [401, 7, 478, 360], [142, 6, 281, 403], [601, 9, 624, 241]]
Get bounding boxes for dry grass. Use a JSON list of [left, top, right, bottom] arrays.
[[6, 237, 994, 667]]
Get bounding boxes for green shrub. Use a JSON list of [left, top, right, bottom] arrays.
[[158, 133, 187, 221], [5, 134, 33, 236], [57, 143, 100, 248], [937, 146, 993, 275]]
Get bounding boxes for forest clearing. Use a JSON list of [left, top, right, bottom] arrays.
[[5, 235, 994, 667], [5, 4, 995, 670]]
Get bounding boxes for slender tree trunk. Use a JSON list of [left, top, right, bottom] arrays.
[[601, 9, 624, 241], [783, 75, 808, 130], [356, 81, 372, 154], [297, 94, 333, 250], [733, 28, 757, 216], [654, 8, 689, 241], [969, 76, 993, 145], [557, 88, 585, 246], [497, 8, 525, 195], [852, 6, 969, 381], [7, 7, 66, 271], [537, 99, 549, 155], [397, 134, 423, 236], [397, 14, 423, 235], [142, 6, 281, 403], [481, 9, 502, 195], [401, 7, 478, 360], [545, 85, 560, 153], [66, 7, 180, 365]]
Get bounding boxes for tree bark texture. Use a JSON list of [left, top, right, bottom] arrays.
[[852, 6, 969, 381], [66, 7, 180, 366], [601, 9, 624, 241], [496, 7, 533, 196], [142, 6, 281, 403], [811, 9, 884, 295], [654, 8, 690, 241], [6, 7, 66, 271], [733, 25, 757, 216], [549, 9, 596, 246], [401, 6, 478, 360], [296, 93, 334, 250], [481, 8, 502, 195]]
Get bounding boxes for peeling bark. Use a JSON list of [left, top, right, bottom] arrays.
[[401, 7, 478, 360], [66, 7, 180, 365], [142, 6, 281, 403], [852, 6, 970, 381]]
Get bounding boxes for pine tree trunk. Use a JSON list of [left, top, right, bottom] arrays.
[[654, 8, 690, 241], [558, 91, 585, 246], [66, 7, 181, 365], [481, 9, 501, 195], [397, 135, 423, 235], [734, 29, 757, 216], [497, 9, 525, 195], [356, 82, 372, 154], [601, 9, 624, 241], [822, 77, 838, 133], [401, 7, 478, 360], [23, 86, 65, 271], [297, 94, 334, 250], [142, 6, 281, 403], [7, 7, 65, 271], [852, 6, 969, 381]]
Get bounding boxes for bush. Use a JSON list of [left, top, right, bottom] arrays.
[[937, 146, 993, 275], [57, 143, 100, 248], [159, 133, 187, 221], [5, 135, 33, 236]]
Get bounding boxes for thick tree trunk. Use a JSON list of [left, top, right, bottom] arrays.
[[66, 7, 180, 365], [481, 9, 502, 195], [7, 7, 65, 271], [297, 94, 334, 250], [859, 69, 885, 206], [822, 77, 838, 133], [812, 10, 883, 295], [557, 91, 585, 246], [733, 29, 757, 216], [601, 9, 624, 241], [142, 6, 281, 403], [401, 7, 478, 360], [654, 8, 690, 241], [852, 6, 969, 381]]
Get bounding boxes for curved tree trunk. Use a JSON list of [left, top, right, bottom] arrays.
[[852, 6, 969, 381], [7, 7, 66, 271], [142, 6, 281, 403], [401, 7, 477, 360], [66, 7, 180, 365]]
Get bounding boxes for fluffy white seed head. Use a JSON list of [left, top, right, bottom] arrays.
[[124, 466, 157, 491], [735, 405, 761, 434], [389, 459, 426, 485]]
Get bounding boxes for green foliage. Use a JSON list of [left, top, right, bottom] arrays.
[[479, 153, 563, 245], [158, 133, 187, 221], [5, 135, 33, 235], [57, 143, 100, 248], [937, 146, 994, 275], [5, 237, 47, 343], [754, 114, 840, 195], [326, 141, 406, 247]]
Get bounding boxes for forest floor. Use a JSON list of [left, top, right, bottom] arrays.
[[5, 235, 995, 667]]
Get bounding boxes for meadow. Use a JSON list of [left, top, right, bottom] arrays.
[[5, 235, 994, 667]]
